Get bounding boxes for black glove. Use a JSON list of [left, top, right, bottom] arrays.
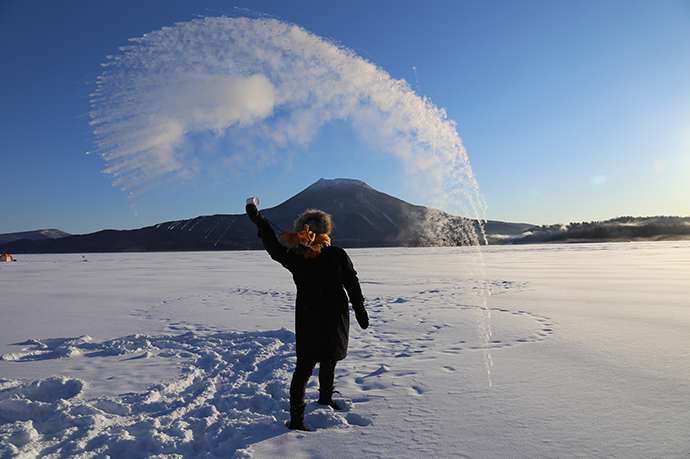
[[354, 306, 369, 329], [246, 203, 260, 224], [246, 197, 261, 225]]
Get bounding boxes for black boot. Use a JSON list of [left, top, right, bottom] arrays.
[[317, 389, 347, 411], [286, 402, 312, 431]]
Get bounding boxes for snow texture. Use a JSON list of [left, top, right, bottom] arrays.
[[1, 243, 689, 458]]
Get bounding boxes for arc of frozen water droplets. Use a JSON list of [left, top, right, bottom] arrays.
[[90, 17, 485, 237], [89, 15, 492, 383]]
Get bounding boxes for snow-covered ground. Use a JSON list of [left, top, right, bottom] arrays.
[[1, 242, 689, 458]]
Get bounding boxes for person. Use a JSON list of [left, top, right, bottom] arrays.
[[245, 198, 369, 431]]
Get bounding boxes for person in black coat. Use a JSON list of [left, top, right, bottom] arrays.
[[245, 199, 369, 431]]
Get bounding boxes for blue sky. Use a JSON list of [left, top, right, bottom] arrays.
[[2, 0, 689, 234]]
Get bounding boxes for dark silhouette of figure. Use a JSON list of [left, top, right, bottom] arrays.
[[246, 200, 369, 431]]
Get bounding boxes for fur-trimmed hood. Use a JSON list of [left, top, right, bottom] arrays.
[[293, 209, 334, 235]]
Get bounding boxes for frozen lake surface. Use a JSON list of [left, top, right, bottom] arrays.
[[1, 242, 689, 458]]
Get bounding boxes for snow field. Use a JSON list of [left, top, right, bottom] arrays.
[[1, 243, 689, 458], [0, 282, 545, 458]]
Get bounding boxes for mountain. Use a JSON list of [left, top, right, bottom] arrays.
[[2, 178, 532, 253], [0, 229, 70, 245]]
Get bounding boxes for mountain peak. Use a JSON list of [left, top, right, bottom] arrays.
[[3, 179, 533, 253], [309, 178, 372, 189]]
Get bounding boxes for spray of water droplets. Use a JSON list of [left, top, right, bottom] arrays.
[[90, 16, 493, 383]]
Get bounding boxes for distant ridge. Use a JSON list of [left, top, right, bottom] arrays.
[[509, 216, 690, 244], [2, 178, 531, 253], [0, 229, 70, 245]]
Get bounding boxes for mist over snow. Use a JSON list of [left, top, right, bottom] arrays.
[[89, 16, 486, 244]]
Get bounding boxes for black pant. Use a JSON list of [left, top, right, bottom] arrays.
[[289, 357, 336, 409]]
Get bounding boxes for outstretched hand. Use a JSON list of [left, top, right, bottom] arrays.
[[355, 306, 369, 329]]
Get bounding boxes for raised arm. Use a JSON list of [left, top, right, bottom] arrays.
[[341, 249, 369, 329], [246, 199, 291, 270]]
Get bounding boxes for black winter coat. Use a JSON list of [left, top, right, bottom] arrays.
[[253, 215, 365, 361]]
